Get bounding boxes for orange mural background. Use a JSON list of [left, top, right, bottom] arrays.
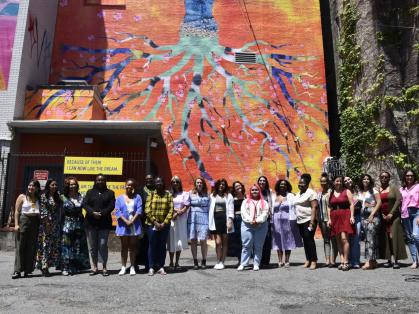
[[48, 0, 330, 189]]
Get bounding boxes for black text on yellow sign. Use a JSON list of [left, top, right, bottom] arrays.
[[64, 157, 123, 175]]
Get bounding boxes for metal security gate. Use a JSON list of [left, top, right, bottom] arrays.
[[1, 151, 147, 227]]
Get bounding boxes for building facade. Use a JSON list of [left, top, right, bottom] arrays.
[[1, 0, 331, 224]]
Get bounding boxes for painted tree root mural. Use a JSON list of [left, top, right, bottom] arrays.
[[54, 0, 328, 183]]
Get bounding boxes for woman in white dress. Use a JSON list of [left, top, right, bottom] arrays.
[[167, 176, 190, 270]]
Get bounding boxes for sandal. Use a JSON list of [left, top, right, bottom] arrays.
[[341, 264, 350, 271], [338, 264, 343, 270], [102, 270, 109, 277], [89, 270, 99, 276], [41, 268, 51, 277]]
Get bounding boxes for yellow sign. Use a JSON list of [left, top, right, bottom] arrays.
[[79, 181, 126, 226], [64, 156, 123, 175], [79, 181, 126, 197]]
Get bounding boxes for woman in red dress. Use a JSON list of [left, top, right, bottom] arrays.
[[327, 176, 355, 271]]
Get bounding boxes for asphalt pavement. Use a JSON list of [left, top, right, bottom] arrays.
[[0, 240, 418, 314]]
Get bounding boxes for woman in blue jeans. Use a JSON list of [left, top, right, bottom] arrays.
[[400, 169, 419, 269], [344, 176, 361, 269], [237, 184, 270, 271]]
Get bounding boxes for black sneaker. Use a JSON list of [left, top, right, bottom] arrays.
[[11, 271, 21, 279]]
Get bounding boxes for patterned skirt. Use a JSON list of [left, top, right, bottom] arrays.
[[187, 208, 209, 241]]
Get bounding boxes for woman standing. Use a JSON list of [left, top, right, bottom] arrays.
[[83, 174, 115, 276], [327, 176, 355, 271], [168, 176, 190, 270], [345, 176, 361, 269], [258, 176, 273, 268], [115, 178, 143, 276], [227, 181, 245, 266], [12, 180, 41, 279], [377, 171, 407, 269], [400, 169, 419, 269], [187, 177, 210, 269], [271, 179, 302, 267], [60, 177, 90, 276], [209, 178, 234, 270], [358, 174, 382, 270], [318, 174, 338, 267], [238, 184, 270, 271], [294, 174, 318, 270], [35, 179, 62, 276], [145, 177, 174, 276]]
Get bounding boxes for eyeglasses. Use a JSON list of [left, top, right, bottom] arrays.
[[251, 189, 259, 192], [172, 180, 180, 183]]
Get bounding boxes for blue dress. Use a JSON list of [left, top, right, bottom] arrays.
[[115, 194, 143, 236], [187, 192, 210, 241]]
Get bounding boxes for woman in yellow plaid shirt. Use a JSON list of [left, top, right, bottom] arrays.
[[145, 177, 174, 276]]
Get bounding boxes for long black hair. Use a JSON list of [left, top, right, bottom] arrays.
[[358, 174, 374, 193], [44, 178, 61, 205], [257, 176, 270, 195]]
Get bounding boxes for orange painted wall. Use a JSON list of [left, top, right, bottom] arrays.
[[49, 0, 330, 189]]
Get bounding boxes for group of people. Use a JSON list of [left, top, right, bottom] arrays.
[[11, 168, 419, 278]]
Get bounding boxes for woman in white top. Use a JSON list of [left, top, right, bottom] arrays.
[[294, 174, 319, 270], [167, 176, 190, 270], [238, 184, 270, 271], [209, 178, 234, 270], [12, 180, 41, 279], [358, 174, 381, 270]]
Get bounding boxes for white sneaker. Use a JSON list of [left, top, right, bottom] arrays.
[[237, 265, 244, 271], [214, 262, 225, 270], [118, 266, 126, 276], [157, 267, 167, 275], [253, 264, 260, 271], [129, 266, 136, 276], [148, 269, 155, 276]]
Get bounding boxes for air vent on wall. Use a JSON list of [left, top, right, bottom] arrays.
[[234, 52, 257, 64]]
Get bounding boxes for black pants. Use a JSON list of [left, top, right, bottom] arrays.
[[261, 219, 272, 266], [14, 215, 40, 273], [298, 221, 317, 262]]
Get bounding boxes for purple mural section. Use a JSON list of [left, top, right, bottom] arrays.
[[0, 0, 19, 90]]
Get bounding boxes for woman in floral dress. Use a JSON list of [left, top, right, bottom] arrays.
[[35, 179, 62, 276]]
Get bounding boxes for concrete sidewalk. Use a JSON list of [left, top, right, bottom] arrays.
[[0, 240, 418, 314]]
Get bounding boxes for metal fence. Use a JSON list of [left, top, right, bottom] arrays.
[[1, 151, 147, 227]]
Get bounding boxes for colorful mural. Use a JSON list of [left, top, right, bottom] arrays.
[[49, 0, 330, 188], [0, 0, 19, 90], [24, 87, 105, 120]]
